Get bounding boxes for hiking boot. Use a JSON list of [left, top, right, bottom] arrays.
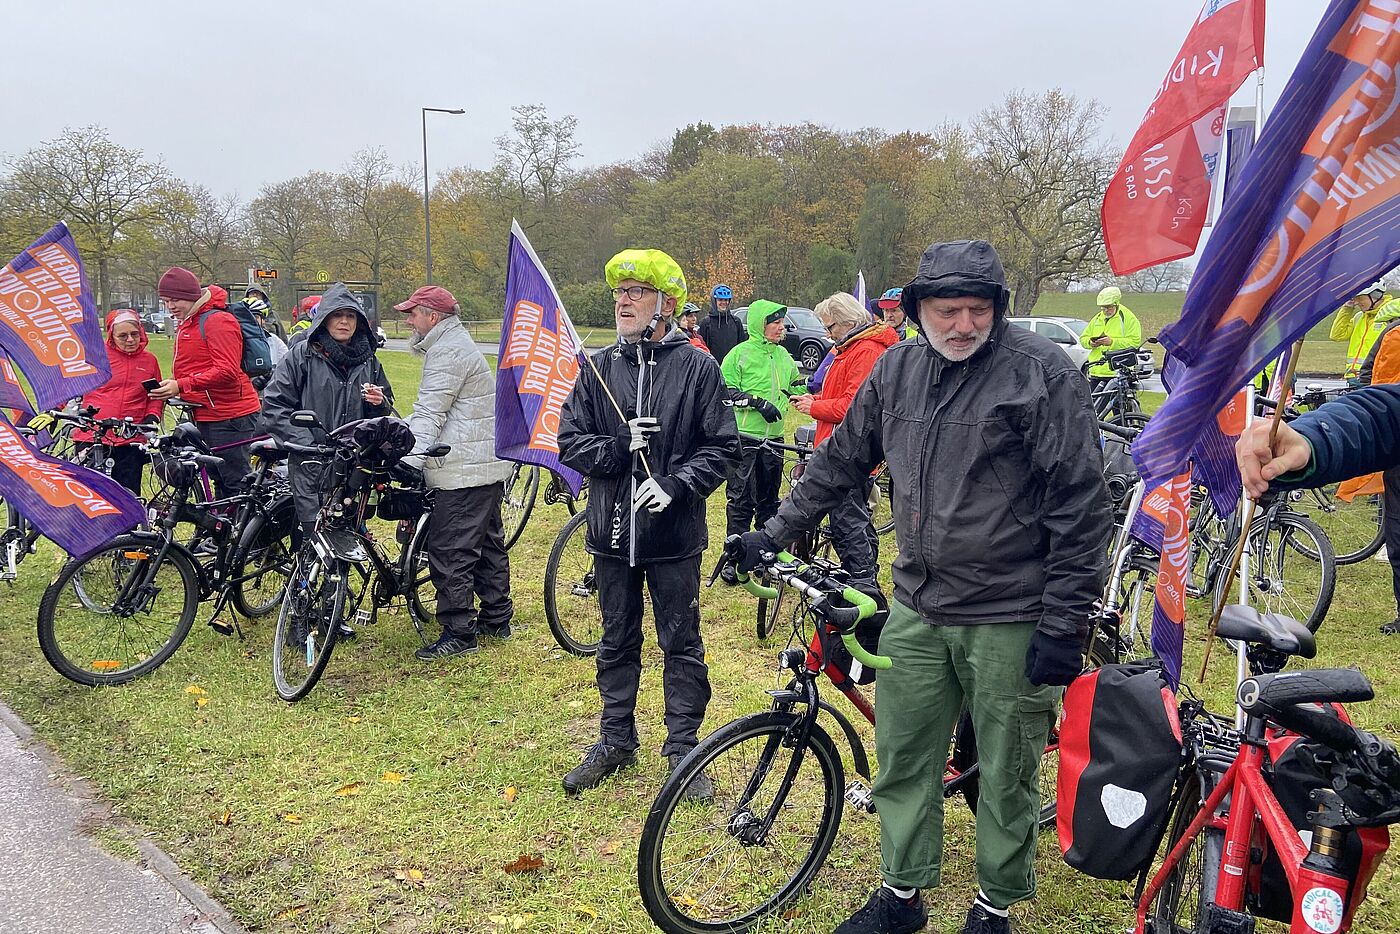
[[562, 742, 636, 795], [719, 563, 739, 586], [668, 752, 715, 802], [959, 901, 1012, 934], [1381, 617, 1400, 635], [414, 633, 478, 660], [834, 887, 927, 934], [481, 622, 513, 641]]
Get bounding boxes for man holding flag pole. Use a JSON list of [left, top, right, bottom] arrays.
[[555, 248, 738, 797]]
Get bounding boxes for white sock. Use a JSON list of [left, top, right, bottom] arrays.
[[884, 884, 917, 900], [976, 891, 1009, 917]]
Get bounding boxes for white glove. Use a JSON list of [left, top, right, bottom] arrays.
[[633, 477, 673, 514], [627, 416, 661, 453]]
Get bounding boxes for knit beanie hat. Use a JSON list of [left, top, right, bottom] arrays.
[[158, 267, 202, 301]]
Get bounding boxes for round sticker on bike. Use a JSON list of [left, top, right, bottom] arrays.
[[1300, 887, 1344, 934]]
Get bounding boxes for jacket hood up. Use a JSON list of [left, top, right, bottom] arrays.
[[104, 309, 149, 355], [745, 299, 787, 343], [308, 282, 372, 343], [900, 239, 1011, 329]]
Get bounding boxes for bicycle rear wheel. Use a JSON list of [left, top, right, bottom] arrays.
[[1217, 512, 1336, 633], [544, 511, 603, 655], [1290, 485, 1384, 564], [404, 514, 436, 646], [1117, 553, 1160, 662], [501, 464, 539, 550], [637, 711, 844, 934], [271, 545, 346, 702], [231, 514, 296, 618], [37, 535, 198, 686]]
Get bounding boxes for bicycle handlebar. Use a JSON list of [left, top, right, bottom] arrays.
[[735, 549, 891, 672], [1098, 420, 1141, 441]]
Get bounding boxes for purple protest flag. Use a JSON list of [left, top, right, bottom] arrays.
[[0, 223, 110, 411], [853, 270, 866, 308], [0, 352, 34, 419], [0, 411, 144, 558], [494, 220, 585, 496], [1134, 1, 1400, 491]]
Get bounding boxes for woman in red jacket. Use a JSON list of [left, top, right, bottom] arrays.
[[74, 309, 164, 493], [790, 291, 898, 591]]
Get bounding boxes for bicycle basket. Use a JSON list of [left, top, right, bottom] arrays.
[[1104, 348, 1141, 372]]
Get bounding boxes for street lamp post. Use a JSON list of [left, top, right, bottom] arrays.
[[421, 106, 465, 284]]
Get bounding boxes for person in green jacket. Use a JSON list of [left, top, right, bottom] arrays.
[[719, 299, 803, 580], [1330, 282, 1389, 384], [1080, 285, 1143, 381]]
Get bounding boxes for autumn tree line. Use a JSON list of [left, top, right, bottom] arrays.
[[0, 90, 1192, 329]]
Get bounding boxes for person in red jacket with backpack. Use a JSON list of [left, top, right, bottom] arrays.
[[73, 309, 164, 494], [790, 292, 897, 592], [149, 267, 262, 495]]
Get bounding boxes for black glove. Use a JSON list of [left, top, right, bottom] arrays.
[[734, 529, 780, 573], [1024, 630, 1084, 686], [753, 399, 782, 422], [390, 461, 424, 487]]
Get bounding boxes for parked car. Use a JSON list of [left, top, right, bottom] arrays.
[[139, 310, 173, 334], [1005, 316, 1155, 376], [731, 305, 833, 371]]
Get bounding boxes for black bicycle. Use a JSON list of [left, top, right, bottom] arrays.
[[270, 413, 446, 702]]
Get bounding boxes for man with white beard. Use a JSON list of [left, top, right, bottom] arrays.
[[736, 240, 1112, 934]]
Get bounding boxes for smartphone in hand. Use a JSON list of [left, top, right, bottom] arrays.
[[142, 378, 161, 392]]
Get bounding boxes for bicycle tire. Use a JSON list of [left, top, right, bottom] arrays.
[[637, 710, 844, 934], [403, 514, 436, 646], [755, 582, 789, 641], [1117, 553, 1161, 663], [1291, 485, 1384, 565], [1150, 771, 1222, 933], [1216, 511, 1336, 634], [37, 535, 198, 686], [871, 465, 894, 536], [271, 545, 346, 702], [501, 464, 539, 550], [230, 520, 296, 618], [544, 511, 602, 656]]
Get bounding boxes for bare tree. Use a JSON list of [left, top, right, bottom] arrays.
[[963, 90, 1115, 314], [248, 172, 335, 307], [1119, 259, 1192, 293], [2, 125, 170, 307], [493, 104, 582, 209], [331, 148, 420, 283]]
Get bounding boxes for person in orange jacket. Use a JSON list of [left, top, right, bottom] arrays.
[[1352, 306, 1400, 633], [73, 309, 164, 493]]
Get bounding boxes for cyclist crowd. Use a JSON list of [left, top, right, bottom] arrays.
[[40, 244, 1400, 934]]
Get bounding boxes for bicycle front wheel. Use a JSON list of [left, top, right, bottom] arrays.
[[544, 511, 602, 656], [37, 535, 198, 686], [637, 711, 844, 934], [231, 521, 295, 618], [1291, 485, 1384, 565], [271, 545, 346, 702], [1150, 772, 1221, 934], [1218, 512, 1336, 633], [404, 514, 436, 646], [501, 464, 539, 550]]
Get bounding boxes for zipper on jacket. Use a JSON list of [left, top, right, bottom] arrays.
[[911, 358, 978, 613]]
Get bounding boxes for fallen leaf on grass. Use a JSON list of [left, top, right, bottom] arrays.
[[333, 782, 365, 797], [597, 839, 620, 857], [215, 810, 232, 826], [575, 904, 598, 920], [345, 716, 362, 724], [195, 697, 209, 708], [503, 786, 518, 803], [782, 907, 802, 920], [282, 813, 302, 824], [183, 685, 208, 696], [489, 914, 534, 929], [275, 904, 307, 920], [393, 867, 426, 888], [502, 853, 544, 874], [380, 771, 406, 784]]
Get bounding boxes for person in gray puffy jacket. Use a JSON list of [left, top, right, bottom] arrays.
[[395, 285, 515, 660]]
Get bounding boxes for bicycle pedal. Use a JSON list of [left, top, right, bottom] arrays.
[[844, 780, 876, 814], [208, 619, 235, 636], [355, 608, 375, 627]]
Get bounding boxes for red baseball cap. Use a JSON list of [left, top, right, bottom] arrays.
[[394, 285, 458, 314]]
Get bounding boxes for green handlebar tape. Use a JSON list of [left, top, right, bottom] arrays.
[[838, 586, 892, 670], [738, 573, 779, 600]]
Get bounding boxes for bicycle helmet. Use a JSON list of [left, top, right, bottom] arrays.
[[876, 287, 903, 310], [1096, 286, 1123, 307], [712, 284, 733, 301], [604, 249, 688, 310], [681, 302, 701, 315]]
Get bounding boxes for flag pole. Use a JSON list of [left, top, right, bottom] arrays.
[[1197, 337, 1303, 681]]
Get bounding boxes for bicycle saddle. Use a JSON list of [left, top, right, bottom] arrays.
[[1216, 604, 1316, 658]]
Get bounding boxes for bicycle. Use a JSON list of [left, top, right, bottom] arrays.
[[501, 462, 587, 550], [637, 542, 1089, 934], [1134, 604, 1400, 934], [1090, 347, 1150, 428], [1286, 385, 1384, 565], [270, 413, 447, 702], [35, 426, 296, 686], [753, 436, 838, 641]]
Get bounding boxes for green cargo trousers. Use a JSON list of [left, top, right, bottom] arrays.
[[872, 600, 1061, 907]]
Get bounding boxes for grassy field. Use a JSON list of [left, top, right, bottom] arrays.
[[1, 346, 1398, 932], [1031, 292, 1351, 377]]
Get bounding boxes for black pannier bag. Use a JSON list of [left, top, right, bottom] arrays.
[[1058, 660, 1183, 879]]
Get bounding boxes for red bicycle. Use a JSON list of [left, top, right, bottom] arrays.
[[1136, 606, 1400, 934]]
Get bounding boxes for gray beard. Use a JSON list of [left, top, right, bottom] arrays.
[[928, 326, 991, 362]]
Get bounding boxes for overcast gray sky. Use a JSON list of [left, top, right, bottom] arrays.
[[2, 0, 1319, 199]]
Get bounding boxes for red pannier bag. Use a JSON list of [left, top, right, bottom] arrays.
[[1058, 660, 1183, 879]]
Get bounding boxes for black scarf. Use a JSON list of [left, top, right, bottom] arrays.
[[314, 328, 374, 374]]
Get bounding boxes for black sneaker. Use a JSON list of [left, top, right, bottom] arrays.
[[414, 633, 478, 660], [562, 741, 636, 795], [336, 622, 357, 641], [481, 622, 513, 641], [960, 902, 1012, 934], [668, 752, 715, 802], [835, 887, 927, 934], [1381, 618, 1400, 635]]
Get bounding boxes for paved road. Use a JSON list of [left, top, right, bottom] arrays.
[[1139, 374, 1347, 394], [0, 706, 242, 934]]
